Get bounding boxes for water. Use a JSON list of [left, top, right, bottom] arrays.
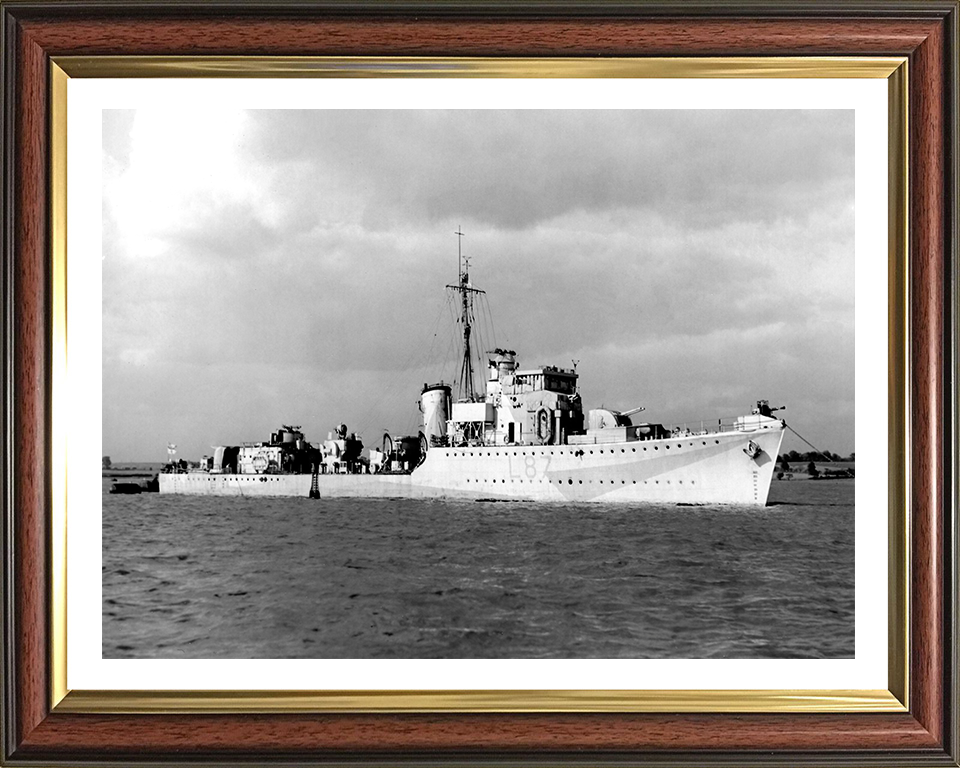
[[102, 479, 854, 659]]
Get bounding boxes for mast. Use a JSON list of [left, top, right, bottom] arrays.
[[446, 227, 485, 401]]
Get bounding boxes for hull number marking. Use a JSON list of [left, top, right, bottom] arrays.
[[508, 454, 552, 480]]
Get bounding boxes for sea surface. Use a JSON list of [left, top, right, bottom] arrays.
[[102, 479, 854, 658]]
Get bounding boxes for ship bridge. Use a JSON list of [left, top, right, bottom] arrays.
[[428, 349, 583, 448], [505, 366, 578, 396]]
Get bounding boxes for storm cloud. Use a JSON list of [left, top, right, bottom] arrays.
[[103, 109, 854, 461]]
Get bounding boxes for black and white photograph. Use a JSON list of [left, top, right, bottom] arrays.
[[101, 107, 855, 660]]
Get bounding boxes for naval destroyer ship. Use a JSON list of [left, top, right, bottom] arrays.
[[160, 236, 785, 505]]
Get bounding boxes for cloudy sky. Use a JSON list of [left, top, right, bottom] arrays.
[[103, 109, 854, 462]]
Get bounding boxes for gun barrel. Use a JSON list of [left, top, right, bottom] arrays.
[[621, 406, 646, 417]]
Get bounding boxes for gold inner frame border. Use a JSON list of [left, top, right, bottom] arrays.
[[48, 55, 909, 715]]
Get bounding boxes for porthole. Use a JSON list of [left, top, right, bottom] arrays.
[[715, 440, 720, 444], [654, 446, 659, 451], [568, 479, 573, 485], [666, 446, 670, 450], [632, 448, 636, 453], [578, 480, 583, 484], [677, 444, 682, 449], [621, 449, 625, 453]]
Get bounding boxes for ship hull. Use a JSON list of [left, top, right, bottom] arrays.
[[159, 427, 784, 505]]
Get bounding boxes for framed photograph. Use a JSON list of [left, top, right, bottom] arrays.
[[2, 2, 957, 766]]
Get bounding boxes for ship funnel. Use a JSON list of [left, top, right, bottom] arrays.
[[420, 383, 451, 448]]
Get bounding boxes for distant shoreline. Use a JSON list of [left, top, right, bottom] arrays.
[[775, 461, 854, 481]]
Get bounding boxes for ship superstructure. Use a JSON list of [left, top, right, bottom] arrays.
[[429, 350, 584, 450], [160, 233, 786, 505]]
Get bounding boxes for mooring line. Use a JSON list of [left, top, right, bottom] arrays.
[[785, 424, 833, 462]]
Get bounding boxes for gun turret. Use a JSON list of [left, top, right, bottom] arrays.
[[754, 400, 786, 418]]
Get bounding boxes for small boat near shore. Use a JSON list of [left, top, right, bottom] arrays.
[[109, 475, 159, 494]]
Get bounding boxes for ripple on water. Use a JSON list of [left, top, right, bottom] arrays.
[[102, 479, 854, 658]]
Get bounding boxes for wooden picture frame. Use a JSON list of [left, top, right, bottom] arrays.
[[2, 2, 957, 765]]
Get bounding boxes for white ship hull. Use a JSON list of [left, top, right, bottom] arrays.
[[159, 425, 784, 506]]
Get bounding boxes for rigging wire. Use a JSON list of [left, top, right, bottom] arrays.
[[471, 299, 487, 397], [483, 290, 509, 350], [430, 291, 461, 389], [785, 424, 835, 462], [348, 245, 509, 439], [470, 292, 497, 396], [445, 293, 463, 395], [412, 292, 456, 373], [476, 293, 491, 352], [439, 324, 460, 385], [353, 292, 452, 439]]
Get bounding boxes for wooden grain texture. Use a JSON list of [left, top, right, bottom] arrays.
[[3, 4, 956, 765], [909, 16, 946, 748], [14, 712, 943, 754], [17, 16, 942, 56], [12, 16, 48, 749]]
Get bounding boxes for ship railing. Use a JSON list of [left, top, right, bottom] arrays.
[[636, 416, 753, 441]]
